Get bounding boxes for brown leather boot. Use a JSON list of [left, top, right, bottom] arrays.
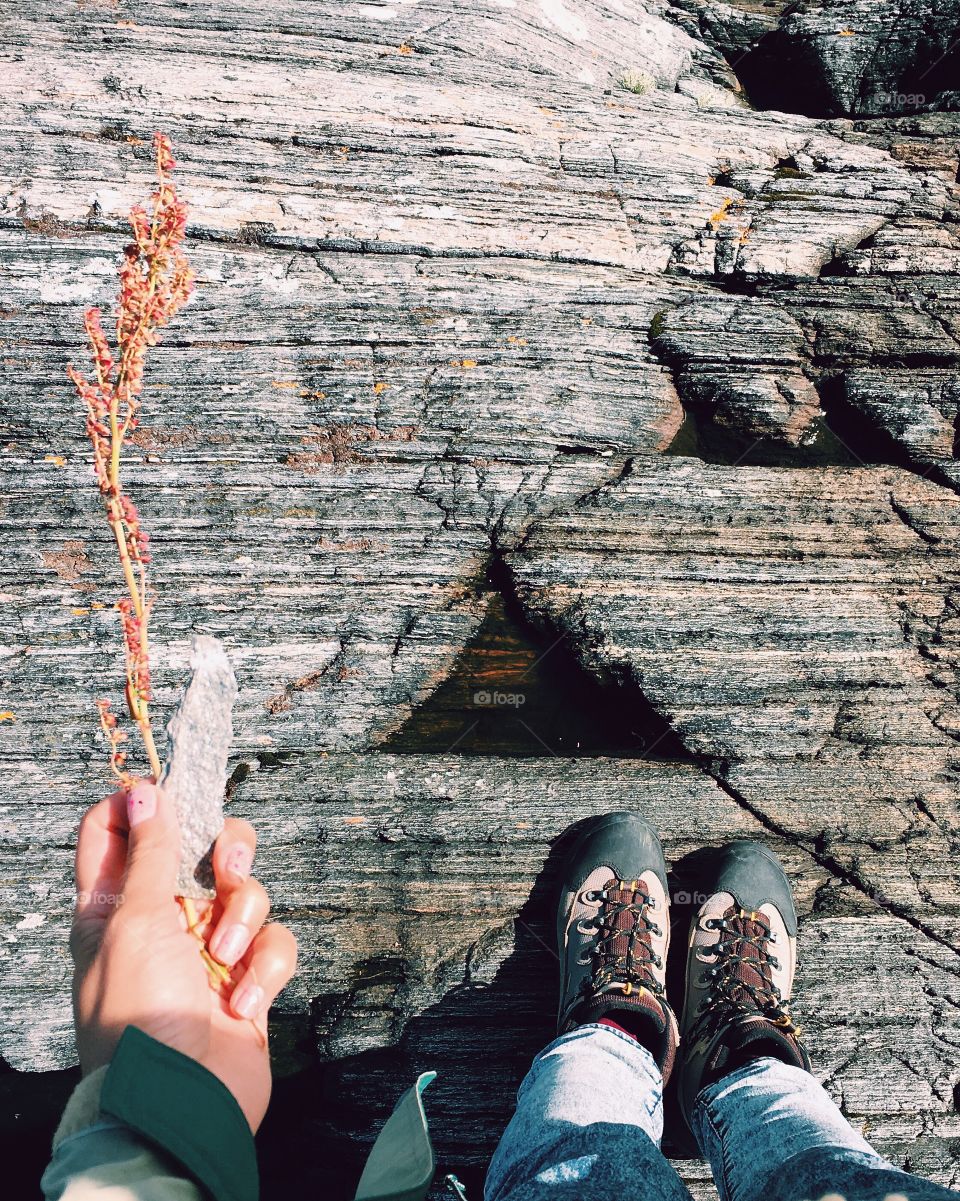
[[677, 840, 810, 1141], [557, 813, 679, 1083]]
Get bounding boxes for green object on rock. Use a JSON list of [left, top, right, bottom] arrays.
[[354, 1071, 438, 1201]]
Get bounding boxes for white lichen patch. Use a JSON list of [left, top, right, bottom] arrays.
[[355, 4, 397, 18], [538, 0, 587, 41], [38, 258, 116, 304]]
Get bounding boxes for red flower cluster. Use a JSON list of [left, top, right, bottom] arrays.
[[68, 132, 194, 782], [119, 494, 151, 564], [117, 597, 152, 705], [70, 132, 194, 492], [115, 143, 193, 408]]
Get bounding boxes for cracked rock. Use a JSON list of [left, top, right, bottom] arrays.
[[3, 0, 960, 1191]]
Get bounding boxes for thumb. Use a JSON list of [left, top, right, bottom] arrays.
[[122, 781, 181, 909]]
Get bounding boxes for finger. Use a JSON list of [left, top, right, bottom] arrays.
[[212, 817, 257, 899], [208, 876, 270, 968], [75, 790, 129, 917], [228, 922, 298, 1021], [121, 780, 180, 910]]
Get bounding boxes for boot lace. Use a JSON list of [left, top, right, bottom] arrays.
[[578, 878, 665, 1000], [690, 907, 800, 1039]]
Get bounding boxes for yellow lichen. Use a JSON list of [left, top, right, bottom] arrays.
[[709, 197, 733, 227]]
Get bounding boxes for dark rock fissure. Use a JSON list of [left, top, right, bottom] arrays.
[[384, 555, 691, 761], [706, 765, 960, 958], [663, 405, 864, 468], [660, 369, 916, 470], [652, 281, 960, 482], [694, 5, 960, 120]]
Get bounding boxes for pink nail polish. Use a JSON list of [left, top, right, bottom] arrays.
[[127, 784, 156, 827], [233, 983, 264, 1020], [212, 923, 249, 966], [225, 843, 253, 880]]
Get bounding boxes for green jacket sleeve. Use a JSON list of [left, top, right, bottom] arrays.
[[41, 1026, 258, 1201]]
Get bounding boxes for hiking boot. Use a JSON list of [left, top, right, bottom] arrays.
[[677, 840, 810, 1136], [557, 812, 678, 1082]]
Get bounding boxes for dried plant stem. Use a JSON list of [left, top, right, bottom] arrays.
[[71, 131, 194, 788], [105, 456, 160, 776], [71, 135, 235, 997], [182, 898, 234, 987]]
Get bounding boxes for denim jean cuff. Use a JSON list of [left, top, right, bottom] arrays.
[[533, 1023, 661, 1080]]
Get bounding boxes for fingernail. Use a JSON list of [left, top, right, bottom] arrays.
[[225, 843, 253, 880], [212, 922, 249, 966], [232, 983, 264, 1020], [127, 784, 156, 827]]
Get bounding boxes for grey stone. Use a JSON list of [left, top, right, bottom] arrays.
[[157, 635, 237, 899]]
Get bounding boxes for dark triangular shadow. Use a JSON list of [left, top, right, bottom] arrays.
[[384, 559, 691, 761]]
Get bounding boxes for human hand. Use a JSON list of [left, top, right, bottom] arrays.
[[70, 778, 298, 1131]]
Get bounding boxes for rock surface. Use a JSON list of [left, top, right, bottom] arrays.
[[1, 1, 960, 1198]]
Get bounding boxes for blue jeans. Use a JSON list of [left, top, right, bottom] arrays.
[[485, 1024, 959, 1201]]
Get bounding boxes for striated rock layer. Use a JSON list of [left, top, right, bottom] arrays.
[[1, 2, 959, 1197]]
